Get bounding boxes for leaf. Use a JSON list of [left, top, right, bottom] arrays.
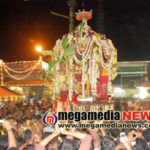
[[65, 44, 76, 57], [58, 58, 64, 63], [62, 38, 69, 50], [48, 60, 57, 71], [64, 56, 68, 64], [62, 57, 66, 63], [42, 50, 59, 58]]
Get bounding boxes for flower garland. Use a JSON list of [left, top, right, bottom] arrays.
[[73, 37, 94, 65], [95, 36, 115, 97], [69, 56, 73, 102], [107, 49, 114, 96], [75, 24, 90, 57], [89, 34, 116, 98], [89, 47, 97, 96], [53, 39, 64, 101], [72, 22, 94, 65], [81, 62, 85, 98], [75, 36, 91, 56], [93, 35, 109, 69], [100, 39, 112, 59]]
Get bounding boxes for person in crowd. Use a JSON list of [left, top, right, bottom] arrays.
[[1, 101, 150, 150]]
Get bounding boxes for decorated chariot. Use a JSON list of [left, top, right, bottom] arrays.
[[42, 10, 117, 113]]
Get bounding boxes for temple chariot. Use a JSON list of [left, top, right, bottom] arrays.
[[42, 10, 117, 112]]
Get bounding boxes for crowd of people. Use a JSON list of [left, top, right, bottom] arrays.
[[114, 99, 150, 111], [0, 101, 150, 150]]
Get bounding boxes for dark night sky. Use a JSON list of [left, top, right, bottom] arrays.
[[0, 0, 150, 62]]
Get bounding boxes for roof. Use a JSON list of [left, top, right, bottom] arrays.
[[0, 87, 20, 97], [4, 80, 53, 87]]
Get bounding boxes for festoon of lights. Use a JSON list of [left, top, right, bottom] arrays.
[[0, 57, 42, 84]]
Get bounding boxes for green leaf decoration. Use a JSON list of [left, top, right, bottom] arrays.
[[48, 60, 57, 71], [62, 38, 69, 50], [61, 57, 66, 64], [58, 58, 62, 63], [41, 37, 76, 79], [65, 44, 76, 57], [42, 50, 59, 58]]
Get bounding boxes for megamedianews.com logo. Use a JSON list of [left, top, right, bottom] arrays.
[[42, 110, 150, 128], [42, 110, 58, 128]]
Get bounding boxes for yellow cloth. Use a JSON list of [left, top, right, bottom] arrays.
[[101, 69, 108, 76], [85, 77, 90, 96]]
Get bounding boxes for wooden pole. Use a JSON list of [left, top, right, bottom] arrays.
[[67, 0, 77, 32], [51, 0, 76, 32]]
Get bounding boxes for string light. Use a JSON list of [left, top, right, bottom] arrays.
[[3, 60, 41, 74], [1, 60, 41, 80], [4, 67, 36, 80]]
